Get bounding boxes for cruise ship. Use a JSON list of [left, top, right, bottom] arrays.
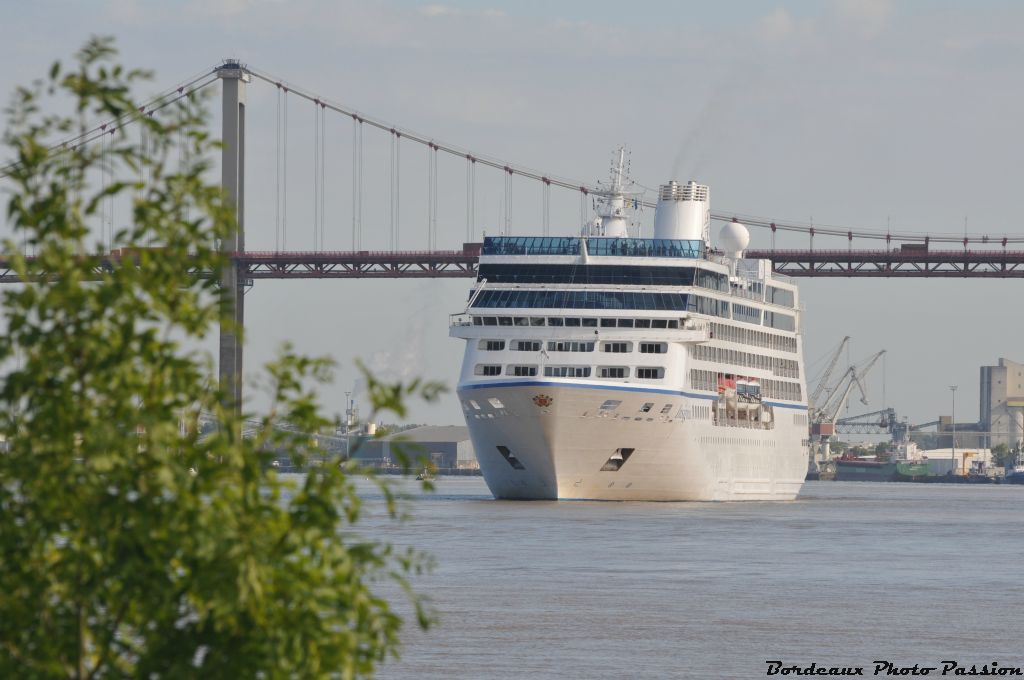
[[449, 153, 808, 500]]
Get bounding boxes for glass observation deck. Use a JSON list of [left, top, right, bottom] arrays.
[[481, 236, 704, 258]]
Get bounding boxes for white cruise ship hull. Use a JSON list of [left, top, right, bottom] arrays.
[[459, 382, 807, 501]]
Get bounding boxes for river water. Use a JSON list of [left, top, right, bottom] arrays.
[[340, 477, 1024, 679]]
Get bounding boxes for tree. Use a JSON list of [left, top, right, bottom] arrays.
[[0, 38, 441, 678], [990, 443, 1015, 469]]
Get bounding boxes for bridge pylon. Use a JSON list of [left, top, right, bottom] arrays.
[[217, 60, 249, 413]]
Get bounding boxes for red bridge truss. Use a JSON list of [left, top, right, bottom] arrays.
[[3, 246, 1024, 282], [746, 249, 1024, 278]]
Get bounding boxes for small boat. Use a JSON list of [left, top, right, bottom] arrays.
[[1004, 467, 1024, 485]]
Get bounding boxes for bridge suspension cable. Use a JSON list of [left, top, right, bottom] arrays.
[[542, 178, 551, 237], [504, 167, 512, 235], [427, 143, 437, 250], [466, 157, 475, 243], [0, 70, 218, 180], [351, 118, 362, 250], [312, 101, 319, 251], [280, 86, 290, 250], [275, 86, 282, 251], [245, 64, 1024, 247], [319, 101, 326, 250], [12, 60, 1024, 251]]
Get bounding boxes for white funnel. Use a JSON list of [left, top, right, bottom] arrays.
[[653, 180, 710, 242]]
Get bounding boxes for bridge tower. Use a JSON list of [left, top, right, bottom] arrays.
[[216, 60, 249, 411]]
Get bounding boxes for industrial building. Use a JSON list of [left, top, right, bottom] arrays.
[[979, 358, 1024, 450], [353, 425, 478, 471]]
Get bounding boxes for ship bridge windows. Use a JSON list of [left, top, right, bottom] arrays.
[[636, 367, 665, 380], [477, 264, 700, 286], [481, 236, 704, 258], [471, 289, 691, 311], [475, 364, 502, 376], [602, 342, 631, 353], [696, 269, 729, 292], [507, 365, 538, 377], [472, 315, 681, 329], [639, 342, 667, 354], [479, 340, 506, 351], [510, 340, 541, 351], [691, 295, 730, 318], [599, 366, 629, 379]]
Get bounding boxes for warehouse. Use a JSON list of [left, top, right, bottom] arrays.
[[354, 425, 478, 471]]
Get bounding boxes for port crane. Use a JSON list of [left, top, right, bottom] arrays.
[[808, 344, 886, 471]]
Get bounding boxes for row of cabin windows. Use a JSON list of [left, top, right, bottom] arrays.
[[473, 316, 681, 329], [480, 340, 668, 354], [546, 366, 591, 378], [688, 369, 802, 401], [766, 286, 796, 308], [474, 264, 795, 309], [474, 364, 665, 380], [475, 264, 729, 290], [764, 311, 796, 332], [604, 341, 668, 354], [549, 341, 594, 352], [732, 303, 761, 325], [709, 322, 798, 354], [471, 290, 732, 317], [761, 378, 802, 401], [691, 344, 800, 378]]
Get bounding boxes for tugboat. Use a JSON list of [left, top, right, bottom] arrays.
[[1004, 466, 1024, 485]]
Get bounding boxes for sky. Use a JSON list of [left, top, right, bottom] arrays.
[[1, 0, 1023, 428]]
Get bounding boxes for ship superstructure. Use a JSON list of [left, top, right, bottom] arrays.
[[450, 153, 808, 500]]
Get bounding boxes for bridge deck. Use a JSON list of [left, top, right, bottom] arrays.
[[2, 248, 1024, 281]]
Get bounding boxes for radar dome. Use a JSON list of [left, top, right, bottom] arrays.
[[718, 219, 750, 257]]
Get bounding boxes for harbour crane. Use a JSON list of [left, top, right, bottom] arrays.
[[808, 336, 850, 421], [808, 348, 886, 471]]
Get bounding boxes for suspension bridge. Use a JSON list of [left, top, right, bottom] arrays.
[[3, 59, 1024, 407]]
